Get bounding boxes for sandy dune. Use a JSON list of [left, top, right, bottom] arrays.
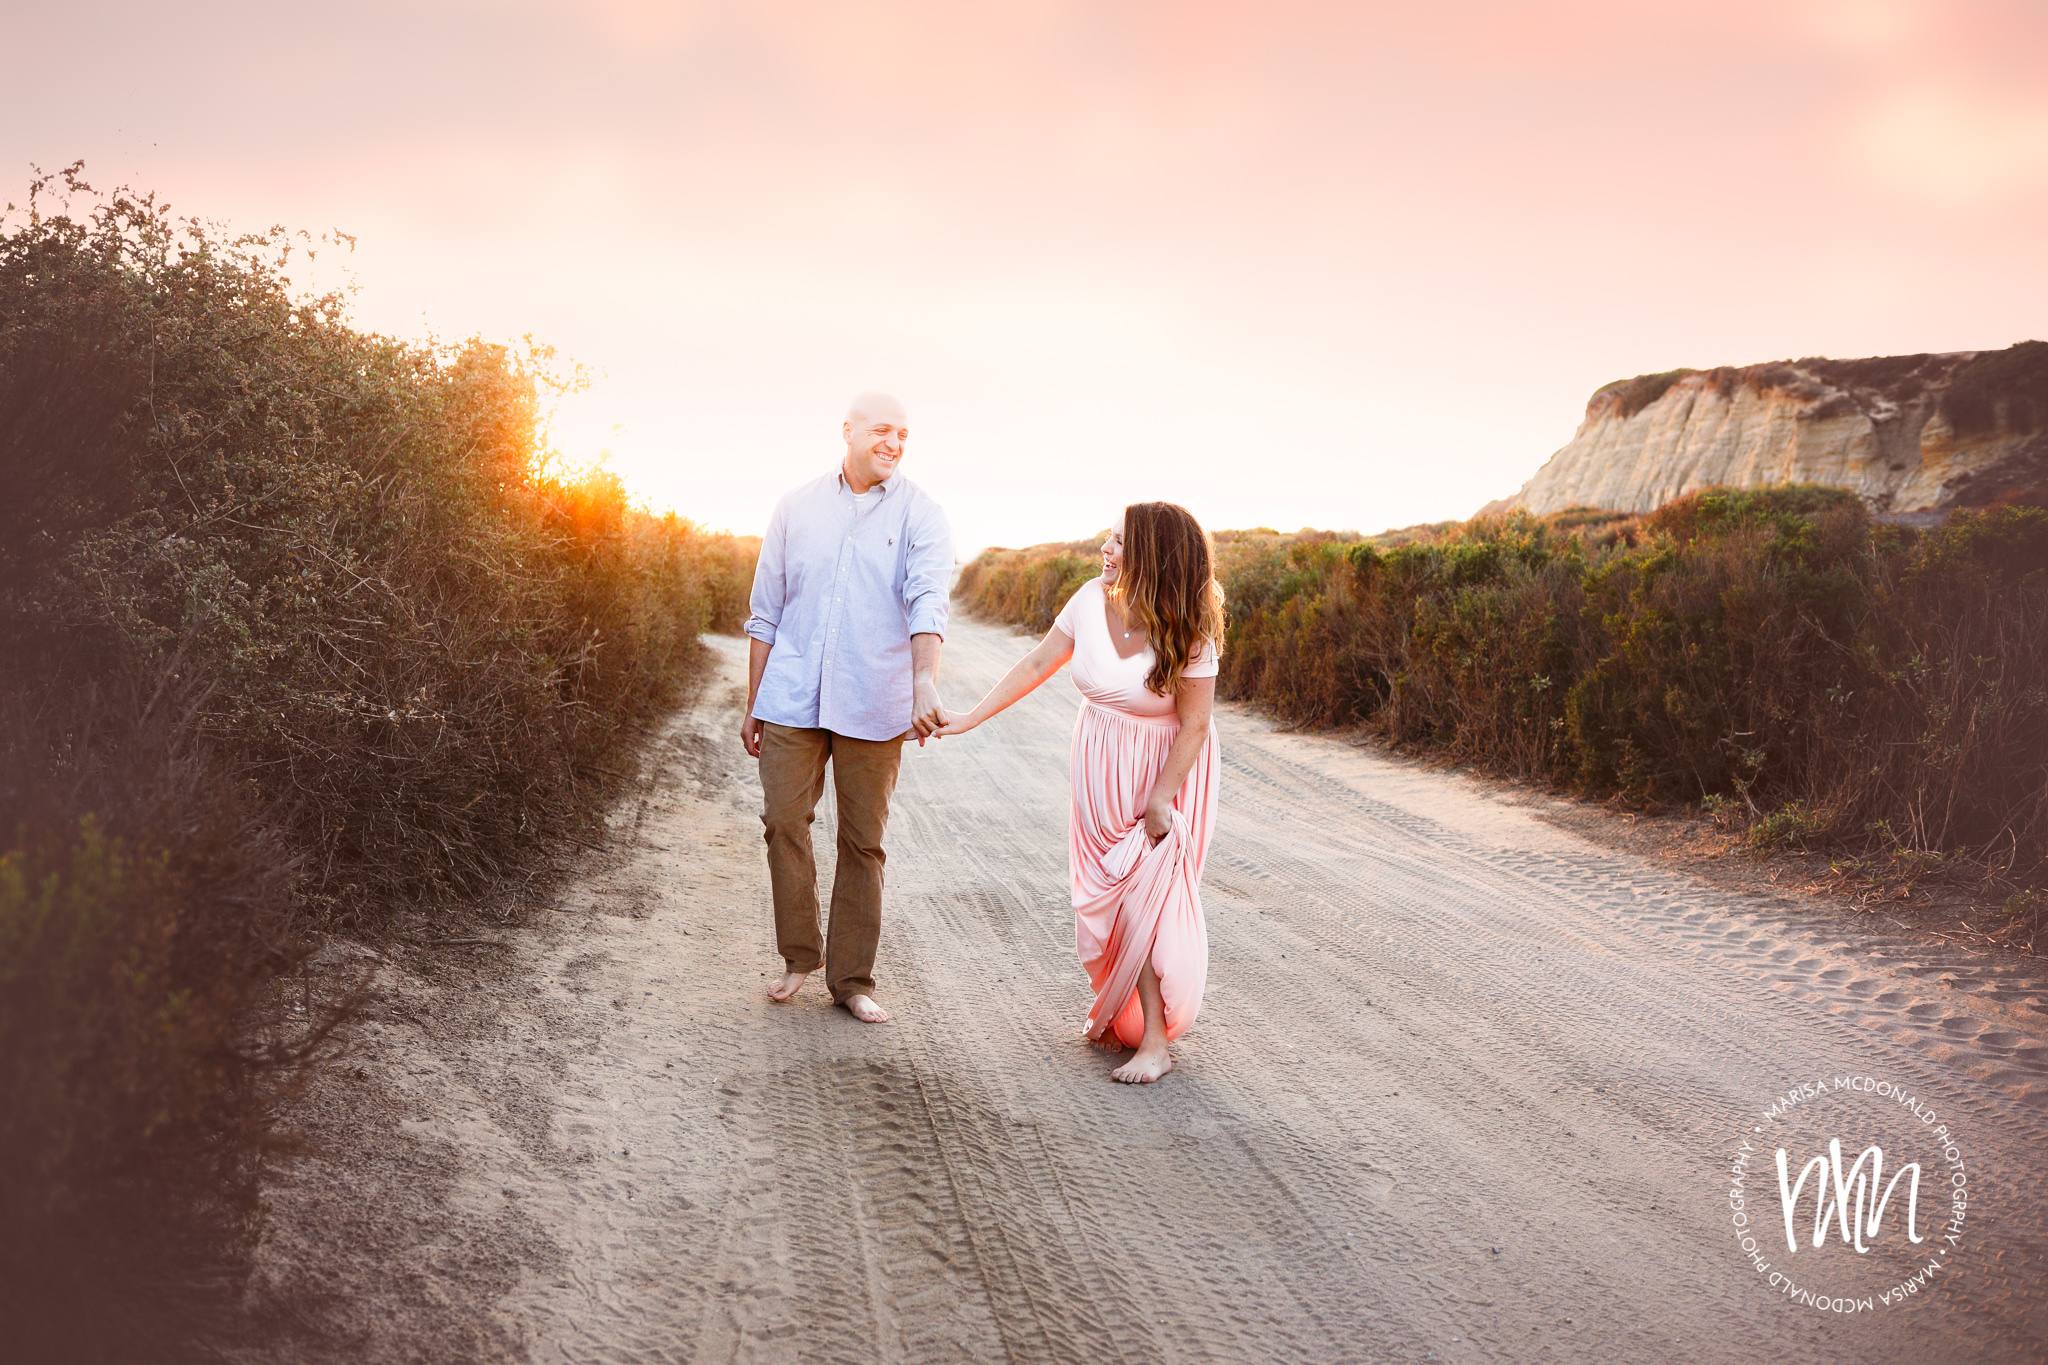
[[240, 616, 2048, 1364]]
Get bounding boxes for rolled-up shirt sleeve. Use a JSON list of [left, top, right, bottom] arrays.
[[901, 499, 953, 639], [744, 497, 787, 645]]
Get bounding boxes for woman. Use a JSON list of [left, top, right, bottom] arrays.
[[936, 502, 1224, 1083]]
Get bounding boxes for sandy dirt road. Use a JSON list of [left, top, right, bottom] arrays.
[[244, 615, 2048, 1365]]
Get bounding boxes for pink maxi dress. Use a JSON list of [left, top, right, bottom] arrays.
[[1052, 577, 1220, 1049]]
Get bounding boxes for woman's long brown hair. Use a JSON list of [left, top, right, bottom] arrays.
[[1112, 501, 1227, 696]]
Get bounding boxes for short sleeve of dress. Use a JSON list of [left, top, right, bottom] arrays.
[[1051, 577, 1095, 638], [1183, 637, 1220, 679]]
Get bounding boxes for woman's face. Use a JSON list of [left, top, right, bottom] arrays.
[[1101, 516, 1126, 585]]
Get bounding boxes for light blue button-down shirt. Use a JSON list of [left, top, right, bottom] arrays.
[[744, 466, 954, 741]]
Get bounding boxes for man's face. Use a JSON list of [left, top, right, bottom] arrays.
[[843, 405, 909, 489]]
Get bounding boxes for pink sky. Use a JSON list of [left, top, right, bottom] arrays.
[[8, 0, 2046, 551]]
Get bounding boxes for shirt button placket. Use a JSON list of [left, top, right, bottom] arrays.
[[824, 515, 854, 726]]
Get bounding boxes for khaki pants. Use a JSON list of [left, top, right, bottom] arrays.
[[758, 722, 905, 1004]]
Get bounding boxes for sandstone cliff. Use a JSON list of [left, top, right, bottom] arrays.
[[1488, 342, 2048, 518]]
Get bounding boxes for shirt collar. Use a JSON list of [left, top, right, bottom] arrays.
[[836, 465, 894, 498]]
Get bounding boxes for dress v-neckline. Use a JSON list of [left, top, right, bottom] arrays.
[[1103, 588, 1149, 662]]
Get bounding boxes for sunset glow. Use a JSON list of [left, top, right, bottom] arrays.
[[9, 0, 2045, 550]]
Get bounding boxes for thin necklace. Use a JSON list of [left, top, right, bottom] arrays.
[[1111, 586, 1138, 640]]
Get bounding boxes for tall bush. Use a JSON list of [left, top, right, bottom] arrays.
[[952, 536, 1102, 633], [0, 168, 755, 1359], [954, 488, 2048, 885]]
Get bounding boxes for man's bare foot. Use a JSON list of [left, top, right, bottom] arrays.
[[842, 994, 890, 1024], [768, 970, 808, 1002], [1110, 1044, 1172, 1084]]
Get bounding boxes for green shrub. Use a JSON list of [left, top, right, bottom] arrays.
[[4, 169, 754, 920], [956, 488, 2048, 879], [0, 168, 757, 1357], [1745, 802, 1834, 850], [953, 538, 1103, 633]]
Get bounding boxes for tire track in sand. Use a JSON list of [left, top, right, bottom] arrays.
[[315, 616, 2046, 1363]]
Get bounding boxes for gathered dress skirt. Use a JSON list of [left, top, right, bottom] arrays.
[[1069, 698, 1218, 1048]]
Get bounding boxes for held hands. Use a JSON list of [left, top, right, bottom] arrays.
[[930, 707, 978, 739], [910, 678, 946, 745]]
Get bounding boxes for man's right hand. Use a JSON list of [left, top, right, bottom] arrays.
[[742, 636, 772, 759], [910, 677, 946, 744]]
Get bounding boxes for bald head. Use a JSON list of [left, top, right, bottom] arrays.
[[842, 391, 910, 493], [846, 391, 906, 427]]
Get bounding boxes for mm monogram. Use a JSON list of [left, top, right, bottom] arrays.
[[1775, 1139, 1923, 1254]]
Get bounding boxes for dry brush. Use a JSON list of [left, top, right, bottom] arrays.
[[956, 489, 2048, 943], [0, 168, 754, 1360]]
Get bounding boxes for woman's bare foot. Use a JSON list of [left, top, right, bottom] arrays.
[[1108, 961, 1171, 1080], [842, 994, 890, 1023], [1110, 1044, 1172, 1084], [768, 970, 807, 1002], [1086, 1029, 1124, 1051]]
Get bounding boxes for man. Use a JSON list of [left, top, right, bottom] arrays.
[[740, 392, 952, 1023]]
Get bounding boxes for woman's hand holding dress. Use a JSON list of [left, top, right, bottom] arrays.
[[1140, 675, 1214, 843]]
